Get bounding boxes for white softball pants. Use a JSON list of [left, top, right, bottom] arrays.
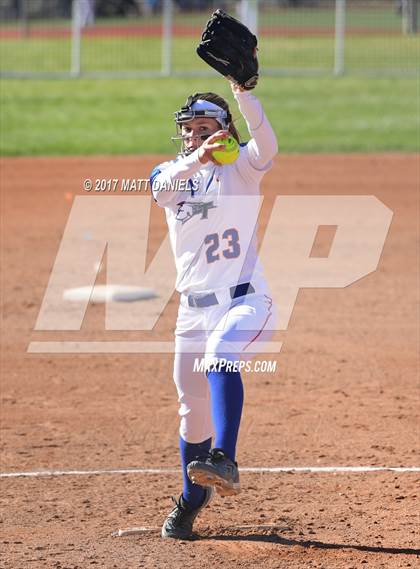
[[173, 292, 276, 443]]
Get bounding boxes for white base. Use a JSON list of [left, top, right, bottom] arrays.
[[63, 285, 157, 303]]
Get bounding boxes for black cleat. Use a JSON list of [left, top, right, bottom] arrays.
[[161, 488, 213, 540], [187, 448, 240, 497]]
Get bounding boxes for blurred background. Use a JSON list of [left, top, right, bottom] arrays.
[[0, 0, 419, 155], [0, 0, 418, 76]]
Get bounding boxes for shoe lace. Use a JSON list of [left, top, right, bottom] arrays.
[[168, 496, 188, 523], [194, 448, 226, 463]]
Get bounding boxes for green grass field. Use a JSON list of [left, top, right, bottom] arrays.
[[1, 33, 418, 74], [1, 6, 418, 157], [1, 75, 418, 155]]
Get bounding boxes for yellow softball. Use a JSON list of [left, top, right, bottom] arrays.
[[212, 136, 240, 165]]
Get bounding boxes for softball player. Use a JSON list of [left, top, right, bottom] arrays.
[[150, 81, 278, 539]]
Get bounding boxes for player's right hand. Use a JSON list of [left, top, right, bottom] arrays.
[[198, 130, 230, 165]]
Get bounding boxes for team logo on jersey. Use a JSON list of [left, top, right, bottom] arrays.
[[175, 200, 217, 225]]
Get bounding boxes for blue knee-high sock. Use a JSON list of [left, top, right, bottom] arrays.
[[207, 368, 244, 462], [180, 436, 212, 509]]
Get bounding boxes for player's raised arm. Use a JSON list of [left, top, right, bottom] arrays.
[[195, 9, 277, 174], [231, 82, 278, 171]]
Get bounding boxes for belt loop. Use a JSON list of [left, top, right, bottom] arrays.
[[230, 282, 255, 299], [185, 283, 254, 308]]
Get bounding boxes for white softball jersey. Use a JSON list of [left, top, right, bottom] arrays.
[[150, 91, 278, 443], [151, 90, 278, 296]]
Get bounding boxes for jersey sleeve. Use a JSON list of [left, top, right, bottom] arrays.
[[233, 90, 278, 183], [150, 149, 203, 208]]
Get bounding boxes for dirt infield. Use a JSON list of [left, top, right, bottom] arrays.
[[1, 154, 419, 568]]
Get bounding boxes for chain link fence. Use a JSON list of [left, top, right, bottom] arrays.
[[0, 0, 418, 77]]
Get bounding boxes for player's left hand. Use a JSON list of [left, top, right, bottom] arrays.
[[197, 9, 259, 90], [229, 80, 246, 94]]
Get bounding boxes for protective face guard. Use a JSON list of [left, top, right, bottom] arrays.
[[171, 125, 215, 156], [172, 95, 230, 156], [174, 107, 228, 126]]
